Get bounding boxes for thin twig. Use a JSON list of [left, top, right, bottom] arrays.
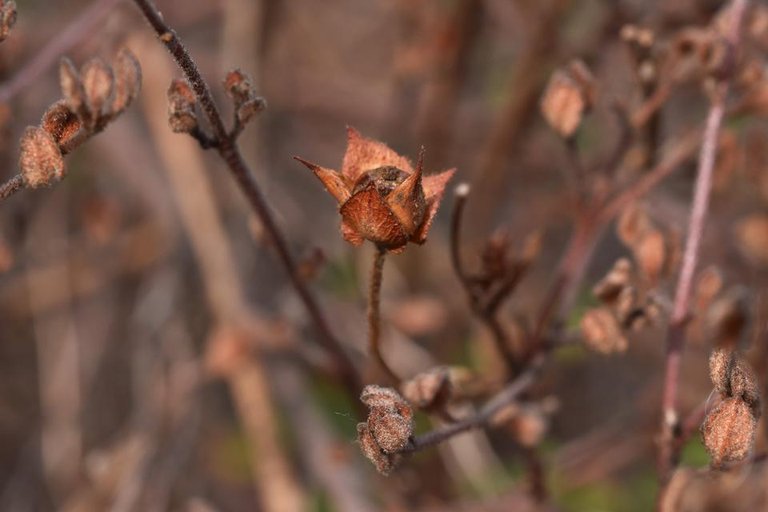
[[402, 353, 545, 452], [131, 0, 362, 394], [368, 247, 399, 384], [656, 0, 749, 484], [0, 174, 23, 199]]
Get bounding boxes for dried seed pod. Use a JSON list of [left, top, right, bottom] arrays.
[[19, 126, 65, 188], [400, 367, 451, 410], [0, 0, 16, 42], [368, 406, 413, 453], [701, 397, 757, 468], [580, 307, 628, 354], [80, 58, 114, 123], [41, 100, 82, 148], [593, 258, 633, 304], [167, 79, 198, 134], [224, 69, 253, 105], [709, 348, 731, 396], [360, 384, 408, 410], [634, 229, 667, 283], [60, 57, 88, 122], [111, 48, 142, 115], [540, 60, 596, 138], [357, 423, 398, 475], [236, 97, 267, 125]]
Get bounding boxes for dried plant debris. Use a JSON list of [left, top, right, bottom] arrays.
[[540, 59, 596, 139], [701, 349, 760, 468], [295, 128, 455, 253], [357, 385, 413, 475], [0, 0, 16, 42]]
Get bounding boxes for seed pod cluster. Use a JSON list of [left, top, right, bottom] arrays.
[[224, 69, 267, 126], [357, 385, 413, 475], [701, 349, 761, 468], [19, 49, 141, 188]]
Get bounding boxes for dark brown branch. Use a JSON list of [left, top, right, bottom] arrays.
[[0, 174, 23, 199], [131, 0, 362, 395]]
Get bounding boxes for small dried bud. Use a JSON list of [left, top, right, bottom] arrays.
[[580, 307, 628, 354], [237, 97, 267, 125], [19, 126, 65, 188], [224, 69, 253, 105], [701, 397, 757, 468], [167, 79, 198, 133], [480, 229, 512, 281], [540, 60, 596, 138], [41, 100, 82, 148], [357, 423, 397, 475], [709, 348, 731, 396], [593, 258, 633, 304], [80, 57, 114, 123], [111, 48, 142, 115], [400, 367, 451, 410], [634, 229, 667, 283], [60, 57, 88, 121], [0, 0, 16, 42]]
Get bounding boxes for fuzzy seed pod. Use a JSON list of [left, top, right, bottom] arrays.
[[357, 423, 397, 475], [709, 348, 731, 396], [41, 100, 82, 149], [60, 57, 88, 122], [81, 58, 114, 123], [400, 367, 451, 410], [357, 385, 413, 474], [167, 79, 198, 134], [540, 60, 596, 138], [580, 307, 628, 354], [0, 0, 16, 42], [368, 407, 412, 453], [701, 397, 757, 468], [19, 126, 65, 188], [111, 48, 142, 115]]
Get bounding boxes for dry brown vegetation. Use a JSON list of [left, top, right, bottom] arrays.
[[2, 0, 768, 511]]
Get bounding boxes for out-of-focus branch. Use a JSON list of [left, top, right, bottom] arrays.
[[131, 0, 362, 394], [656, 0, 749, 485]]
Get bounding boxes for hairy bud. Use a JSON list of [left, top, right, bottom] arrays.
[[357, 385, 413, 475], [41, 100, 82, 149], [400, 367, 451, 410], [111, 48, 142, 115], [19, 127, 65, 188], [167, 79, 198, 134], [60, 57, 88, 122], [81, 58, 114, 124], [701, 397, 757, 468]]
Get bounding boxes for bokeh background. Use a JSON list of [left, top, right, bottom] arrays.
[[1, 0, 768, 510]]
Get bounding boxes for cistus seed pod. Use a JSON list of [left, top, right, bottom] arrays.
[[0, 0, 16, 42], [540, 59, 596, 139], [357, 385, 413, 475], [19, 126, 65, 188], [167, 79, 199, 134], [295, 128, 455, 253]]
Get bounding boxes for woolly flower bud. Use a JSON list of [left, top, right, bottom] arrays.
[[357, 385, 413, 475], [19, 126, 65, 188]]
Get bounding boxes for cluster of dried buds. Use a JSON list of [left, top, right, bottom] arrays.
[[295, 128, 455, 253], [19, 50, 141, 189], [167, 69, 265, 144], [540, 59, 596, 139], [356, 385, 413, 475], [701, 349, 761, 467], [0, 0, 15, 42]]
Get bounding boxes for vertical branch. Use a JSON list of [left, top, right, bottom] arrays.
[[657, 0, 749, 483], [131, 0, 362, 394], [368, 247, 400, 384]]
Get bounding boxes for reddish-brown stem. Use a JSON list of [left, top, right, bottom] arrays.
[[368, 247, 400, 385], [131, 0, 362, 394], [0, 174, 23, 199], [656, 0, 749, 484]]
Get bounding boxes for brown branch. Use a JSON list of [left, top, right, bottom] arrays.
[[368, 247, 400, 385], [0, 174, 23, 199], [131, 0, 362, 394], [656, 0, 750, 484]]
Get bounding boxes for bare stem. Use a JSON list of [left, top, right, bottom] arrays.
[[131, 0, 362, 394], [368, 247, 399, 385], [0, 174, 23, 200], [657, 0, 749, 484]]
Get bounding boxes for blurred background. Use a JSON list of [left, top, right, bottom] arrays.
[[1, 0, 768, 510]]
